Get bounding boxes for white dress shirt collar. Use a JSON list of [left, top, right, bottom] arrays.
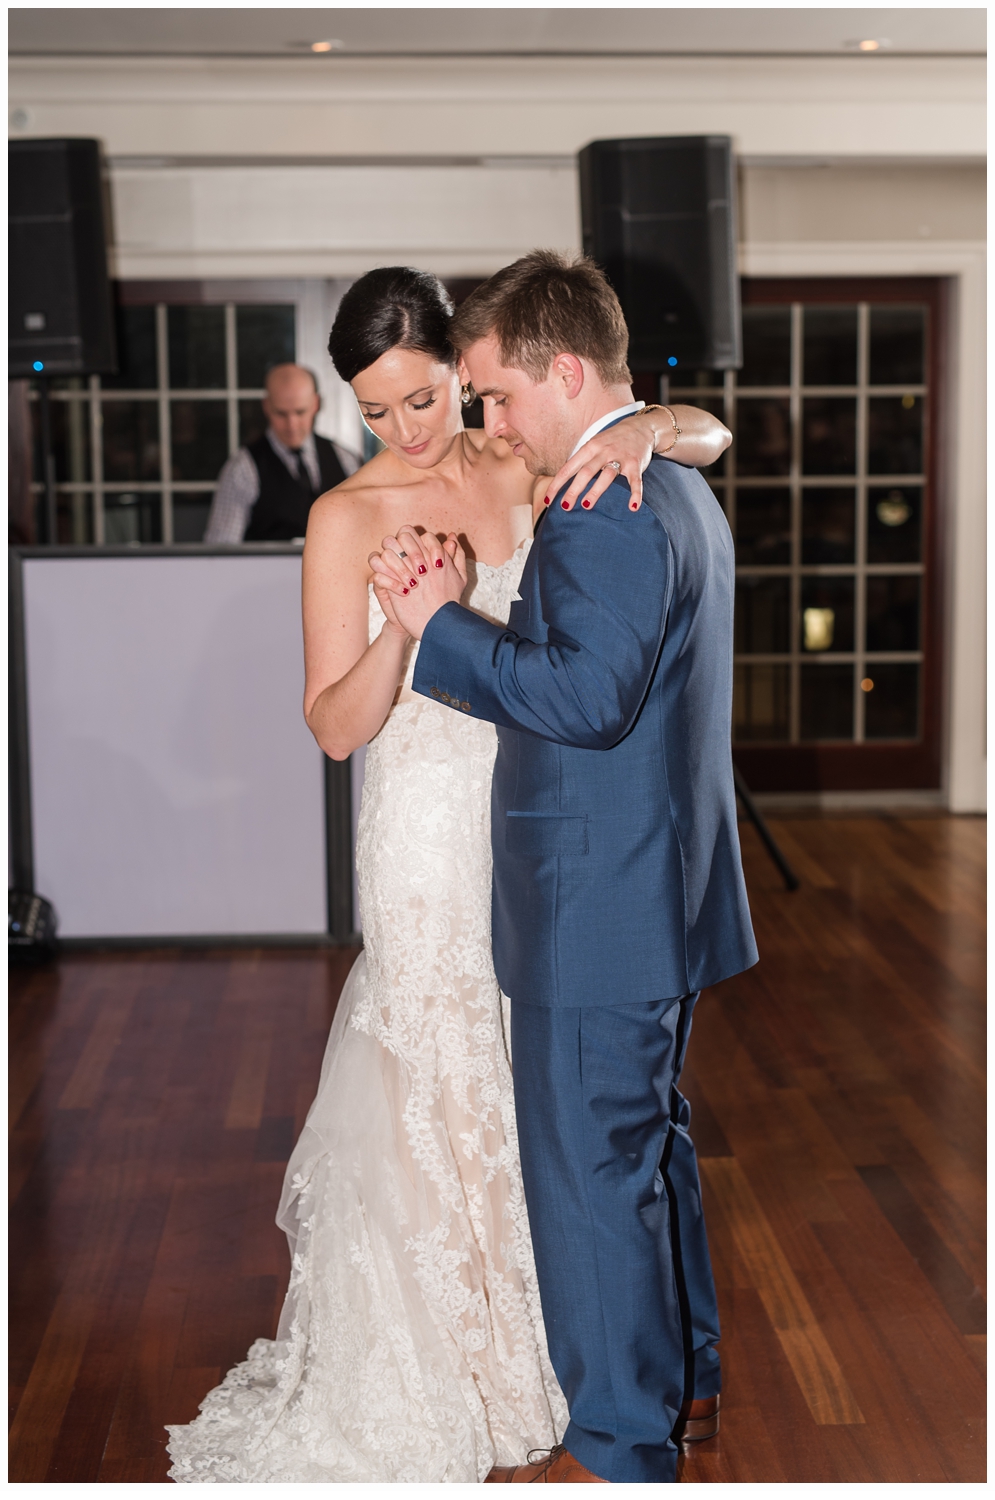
[[569, 401, 645, 458]]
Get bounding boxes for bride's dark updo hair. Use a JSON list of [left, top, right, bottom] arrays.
[[328, 267, 457, 383]]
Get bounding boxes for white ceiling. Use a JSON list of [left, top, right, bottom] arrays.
[[7, 7, 987, 57]]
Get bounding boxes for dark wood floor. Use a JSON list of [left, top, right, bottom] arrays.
[[9, 815, 985, 1483]]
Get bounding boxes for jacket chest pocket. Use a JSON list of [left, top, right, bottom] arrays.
[[505, 813, 589, 857]]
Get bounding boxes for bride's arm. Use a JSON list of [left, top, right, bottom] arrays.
[[546, 402, 732, 512], [303, 497, 413, 761]]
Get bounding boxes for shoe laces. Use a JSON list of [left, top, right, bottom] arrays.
[[524, 1445, 565, 1481]]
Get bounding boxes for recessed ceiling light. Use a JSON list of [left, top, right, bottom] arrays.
[[844, 37, 892, 52], [310, 39, 343, 53]]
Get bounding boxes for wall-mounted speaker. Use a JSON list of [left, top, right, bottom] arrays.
[[579, 135, 741, 373], [9, 138, 117, 378]]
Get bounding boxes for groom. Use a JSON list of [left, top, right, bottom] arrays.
[[373, 251, 758, 1484]]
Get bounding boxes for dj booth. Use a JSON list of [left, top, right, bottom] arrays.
[[9, 546, 361, 944]]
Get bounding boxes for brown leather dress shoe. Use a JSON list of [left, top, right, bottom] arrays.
[[485, 1446, 608, 1483], [677, 1394, 721, 1444]]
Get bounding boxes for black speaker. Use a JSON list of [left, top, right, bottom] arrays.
[[8, 889, 58, 964], [9, 138, 117, 378], [579, 135, 741, 373]]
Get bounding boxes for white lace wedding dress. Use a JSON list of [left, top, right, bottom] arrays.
[[166, 538, 566, 1483]]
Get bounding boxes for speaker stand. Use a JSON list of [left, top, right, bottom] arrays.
[[658, 373, 670, 405], [35, 378, 58, 545], [733, 764, 800, 892]]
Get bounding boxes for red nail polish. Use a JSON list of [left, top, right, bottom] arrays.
[[402, 587, 409, 594], [630, 502, 638, 511], [581, 499, 591, 508], [544, 497, 552, 506], [418, 565, 427, 575], [561, 500, 570, 510], [410, 578, 417, 587], [435, 559, 444, 568]]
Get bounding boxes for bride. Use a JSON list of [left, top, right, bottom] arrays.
[[166, 266, 731, 1483]]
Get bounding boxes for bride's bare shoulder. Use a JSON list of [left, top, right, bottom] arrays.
[[306, 452, 398, 561], [321, 446, 405, 500]]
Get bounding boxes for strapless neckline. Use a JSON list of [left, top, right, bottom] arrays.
[[472, 536, 532, 575], [365, 535, 531, 596]]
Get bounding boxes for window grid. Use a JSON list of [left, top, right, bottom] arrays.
[[88, 373, 104, 545], [672, 299, 926, 747], [28, 300, 293, 545], [156, 303, 173, 544], [854, 300, 870, 741], [789, 301, 803, 743]]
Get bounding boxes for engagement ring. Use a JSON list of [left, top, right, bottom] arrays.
[[606, 460, 621, 471], [396, 549, 407, 559]]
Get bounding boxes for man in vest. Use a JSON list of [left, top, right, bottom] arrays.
[[204, 363, 359, 542]]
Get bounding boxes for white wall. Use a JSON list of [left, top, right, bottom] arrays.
[[106, 160, 580, 281], [294, 277, 366, 461], [23, 555, 328, 938]]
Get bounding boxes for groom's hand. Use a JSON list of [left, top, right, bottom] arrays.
[[368, 526, 467, 640]]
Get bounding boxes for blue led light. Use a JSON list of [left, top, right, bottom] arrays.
[[32, 360, 44, 371], [667, 356, 678, 367]]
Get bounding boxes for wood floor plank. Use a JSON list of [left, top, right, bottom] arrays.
[[773, 1326, 864, 1425], [97, 1279, 189, 1482], [688, 1284, 842, 1480], [8, 1288, 96, 1480], [857, 1164, 986, 1335], [223, 1030, 272, 1130], [701, 1158, 864, 1426], [964, 1334, 986, 1375], [57, 988, 135, 1111], [745, 821, 838, 889], [813, 1189, 985, 1480]]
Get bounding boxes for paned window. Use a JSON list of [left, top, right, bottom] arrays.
[[648, 277, 943, 792], [29, 296, 296, 544]]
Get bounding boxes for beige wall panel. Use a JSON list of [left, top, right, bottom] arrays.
[[109, 163, 581, 279], [9, 55, 985, 162], [741, 165, 987, 244]]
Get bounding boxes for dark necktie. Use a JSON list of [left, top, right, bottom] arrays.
[[293, 449, 314, 499]]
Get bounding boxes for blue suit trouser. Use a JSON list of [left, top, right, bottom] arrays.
[[511, 994, 720, 1484]]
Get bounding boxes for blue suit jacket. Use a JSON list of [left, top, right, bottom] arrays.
[[412, 445, 758, 1007]]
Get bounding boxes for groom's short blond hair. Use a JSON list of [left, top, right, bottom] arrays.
[[449, 250, 632, 386]]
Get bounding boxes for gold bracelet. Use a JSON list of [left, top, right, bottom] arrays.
[[642, 403, 682, 455]]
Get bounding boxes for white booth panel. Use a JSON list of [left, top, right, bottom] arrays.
[[23, 555, 327, 938]]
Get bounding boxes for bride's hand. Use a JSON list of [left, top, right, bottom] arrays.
[[369, 540, 423, 637], [543, 407, 660, 515], [545, 404, 732, 513], [370, 571, 409, 638], [369, 529, 468, 640]]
